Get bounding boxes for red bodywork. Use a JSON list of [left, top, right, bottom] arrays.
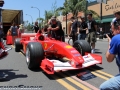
[[0, 42, 8, 58], [19, 33, 102, 74]]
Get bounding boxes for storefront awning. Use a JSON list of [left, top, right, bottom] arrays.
[[95, 20, 101, 23], [101, 18, 113, 23]]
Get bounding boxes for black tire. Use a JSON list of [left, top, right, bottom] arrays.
[[26, 42, 44, 69], [73, 40, 91, 56], [15, 38, 22, 52]]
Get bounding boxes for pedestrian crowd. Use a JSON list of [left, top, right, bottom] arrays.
[[69, 13, 97, 53]]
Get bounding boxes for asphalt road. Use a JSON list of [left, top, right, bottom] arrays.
[[0, 39, 118, 90]]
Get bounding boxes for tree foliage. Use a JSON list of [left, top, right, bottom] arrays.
[[56, 0, 99, 19], [44, 0, 61, 24]]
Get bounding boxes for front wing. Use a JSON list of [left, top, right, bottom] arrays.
[[40, 54, 102, 74]]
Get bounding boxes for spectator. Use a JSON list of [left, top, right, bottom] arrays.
[[18, 24, 24, 37], [48, 17, 64, 42], [9, 22, 18, 45], [33, 21, 39, 33], [87, 13, 97, 53], [99, 18, 120, 90], [111, 11, 120, 25], [48, 16, 56, 38], [78, 16, 88, 40], [19, 24, 24, 33], [70, 17, 80, 43]]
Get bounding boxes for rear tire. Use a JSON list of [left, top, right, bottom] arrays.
[[15, 38, 22, 52], [73, 40, 91, 56], [26, 42, 44, 69]]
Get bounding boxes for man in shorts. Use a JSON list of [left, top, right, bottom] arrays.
[[87, 13, 97, 53]]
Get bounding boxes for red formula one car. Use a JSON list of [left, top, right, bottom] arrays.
[[14, 32, 102, 74]]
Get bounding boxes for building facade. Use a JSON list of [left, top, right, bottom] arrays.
[[88, 0, 120, 33]]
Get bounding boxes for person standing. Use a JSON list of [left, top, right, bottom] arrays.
[[111, 11, 120, 25], [48, 17, 64, 42], [87, 13, 97, 53], [99, 19, 120, 90], [9, 22, 18, 45], [33, 21, 39, 33], [19, 24, 24, 33], [78, 16, 88, 40], [70, 17, 80, 43], [18, 24, 24, 37]]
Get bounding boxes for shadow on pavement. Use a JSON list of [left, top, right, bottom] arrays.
[[0, 69, 28, 82], [30, 68, 43, 72]]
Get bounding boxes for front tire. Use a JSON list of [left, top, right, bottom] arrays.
[[26, 42, 44, 69]]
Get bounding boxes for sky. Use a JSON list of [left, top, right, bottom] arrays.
[[2, 0, 65, 23]]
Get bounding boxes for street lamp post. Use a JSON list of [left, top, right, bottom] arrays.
[[31, 6, 40, 29], [26, 14, 33, 24]]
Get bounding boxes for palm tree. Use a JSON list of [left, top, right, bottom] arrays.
[[57, 0, 99, 18], [44, 10, 53, 24], [44, 0, 61, 24]]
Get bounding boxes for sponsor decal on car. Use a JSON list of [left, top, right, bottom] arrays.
[[74, 54, 81, 56], [65, 45, 72, 49], [44, 43, 47, 49]]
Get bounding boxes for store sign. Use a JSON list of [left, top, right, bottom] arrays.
[[105, 3, 120, 11]]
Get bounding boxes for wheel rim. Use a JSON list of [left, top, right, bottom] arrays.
[[74, 44, 82, 55], [26, 48, 30, 64]]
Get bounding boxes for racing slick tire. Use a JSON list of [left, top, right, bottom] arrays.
[[15, 38, 22, 52], [26, 42, 44, 69], [73, 40, 91, 56]]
